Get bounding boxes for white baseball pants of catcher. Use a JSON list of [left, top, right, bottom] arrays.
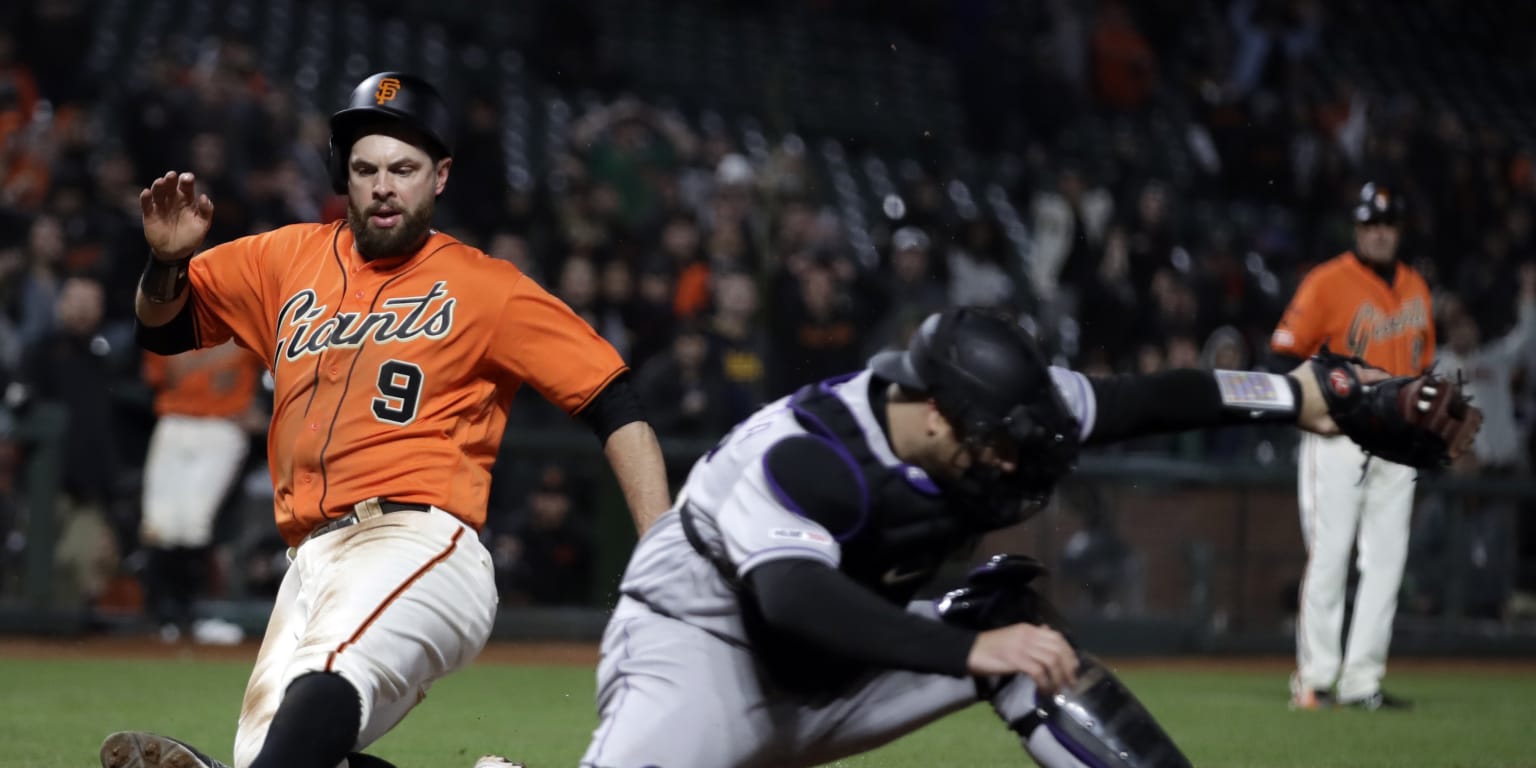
[[232, 506, 497, 768], [1295, 432, 1416, 701], [140, 414, 250, 548]]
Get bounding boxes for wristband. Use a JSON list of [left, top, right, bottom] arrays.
[[1214, 370, 1299, 420], [140, 254, 192, 304]]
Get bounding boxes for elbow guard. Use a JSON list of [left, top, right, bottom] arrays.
[[135, 299, 198, 356], [577, 374, 645, 443]]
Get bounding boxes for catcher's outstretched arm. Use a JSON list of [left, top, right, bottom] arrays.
[[1073, 356, 1480, 468], [1080, 367, 1306, 445]]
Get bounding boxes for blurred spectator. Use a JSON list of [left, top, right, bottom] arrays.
[[442, 90, 510, 243], [494, 464, 593, 606], [1437, 265, 1536, 471], [1077, 226, 1140, 366], [1029, 167, 1114, 307], [770, 254, 865, 397], [571, 98, 697, 235], [1090, 0, 1159, 112], [1225, 0, 1321, 102], [487, 231, 542, 283], [706, 270, 770, 423], [16, 213, 66, 347], [557, 251, 602, 328], [635, 321, 733, 440], [627, 262, 679, 371], [869, 227, 948, 353], [1201, 325, 1259, 460], [16, 276, 119, 610], [946, 215, 1021, 310]]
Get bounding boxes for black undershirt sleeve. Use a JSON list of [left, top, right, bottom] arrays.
[[575, 373, 645, 444], [134, 296, 199, 356], [745, 558, 976, 677], [1085, 368, 1302, 445], [1266, 352, 1306, 373]]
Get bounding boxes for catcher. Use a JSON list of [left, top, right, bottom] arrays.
[[549, 308, 1478, 768]]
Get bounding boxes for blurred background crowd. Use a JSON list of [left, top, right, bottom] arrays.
[[1, 0, 1533, 630]]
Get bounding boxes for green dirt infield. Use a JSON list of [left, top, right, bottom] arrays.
[[1, 638, 1533, 767]]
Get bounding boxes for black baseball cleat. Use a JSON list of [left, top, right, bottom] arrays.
[[1340, 690, 1413, 711], [100, 732, 231, 768]]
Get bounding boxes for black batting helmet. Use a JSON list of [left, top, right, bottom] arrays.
[[328, 72, 454, 194], [870, 308, 1081, 514], [1353, 182, 1404, 225]]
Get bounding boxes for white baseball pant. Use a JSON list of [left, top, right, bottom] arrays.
[[140, 414, 250, 548], [1295, 432, 1416, 701], [232, 506, 497, 768]]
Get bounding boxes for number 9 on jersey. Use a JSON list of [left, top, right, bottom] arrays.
[[373, 359, 424, 425]]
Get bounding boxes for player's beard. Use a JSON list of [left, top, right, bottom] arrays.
[[348, 197, 435, 261]]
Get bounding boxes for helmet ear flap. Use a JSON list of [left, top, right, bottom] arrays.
[[328, 136, 348, 195]]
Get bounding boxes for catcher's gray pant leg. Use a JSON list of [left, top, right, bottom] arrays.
[[584, 598, 1094, 768], [582, 598, 781, 768], [583, 599, 982, 768]]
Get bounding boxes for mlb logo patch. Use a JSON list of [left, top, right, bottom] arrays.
[[771, 528, 831, 544]]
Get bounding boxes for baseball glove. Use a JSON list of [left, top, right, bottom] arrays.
[[1310, 347, 1482, 468]]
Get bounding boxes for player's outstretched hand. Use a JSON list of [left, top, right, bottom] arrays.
[[140, 171, 214, 262], [1289, 358, 1390, 436], [967, 623, 1078, 694]]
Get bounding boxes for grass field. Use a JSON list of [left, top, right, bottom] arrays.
[[1, 644, 1533, 768]]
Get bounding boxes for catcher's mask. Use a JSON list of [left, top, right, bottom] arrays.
[[329, 72, 454, 195], [869, 308, 1080, 525]]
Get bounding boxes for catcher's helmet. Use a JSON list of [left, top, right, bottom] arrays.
[[869, 308, 1081, 513], [329, 72, 454, 194], [1353, 182, 1403, 225]]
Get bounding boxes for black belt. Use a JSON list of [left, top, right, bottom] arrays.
[[304, 499, 431, 543]]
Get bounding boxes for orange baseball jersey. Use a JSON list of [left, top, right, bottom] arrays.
[[143, 343, 263, 419], [186, 222, 627, 545], [1271, 251, 1435, 376]]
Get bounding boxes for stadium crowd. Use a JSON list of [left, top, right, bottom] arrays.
[[0, 0, 1532, 621]]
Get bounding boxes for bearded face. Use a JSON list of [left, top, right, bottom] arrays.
[[342, 131, 449, 260], [347, 192, 435, 260]]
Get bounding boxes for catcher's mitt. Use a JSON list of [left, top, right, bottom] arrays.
[[1310, 348, 1482, 468]]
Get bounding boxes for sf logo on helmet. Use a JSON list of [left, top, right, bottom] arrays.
[[374, 77, 402, 105]]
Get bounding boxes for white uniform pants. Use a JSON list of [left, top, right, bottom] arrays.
[[1295, 433, 1416, 700], [141, 414, 250, 548], [232, 507, 497, 768]]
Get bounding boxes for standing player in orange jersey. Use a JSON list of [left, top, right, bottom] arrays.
[[139, 341, 265, 646], [100, 72, 670, 768], [1270, 182, 1434, 712]]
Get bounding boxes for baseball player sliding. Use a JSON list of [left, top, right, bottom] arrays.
[[99, 72, 670, 768], [1271, 183, 1433, 711], [532, 307, 1475, 768]]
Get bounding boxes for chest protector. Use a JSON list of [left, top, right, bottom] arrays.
[[781, 376, 985, 604]]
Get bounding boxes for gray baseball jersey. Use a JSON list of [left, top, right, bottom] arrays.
[[582, 369, 1100, 768]]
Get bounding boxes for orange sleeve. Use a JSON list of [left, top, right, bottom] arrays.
[[1271, 269, 1332, 358], [186, 228, 281, 358], [489, 272, 629, 414]]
